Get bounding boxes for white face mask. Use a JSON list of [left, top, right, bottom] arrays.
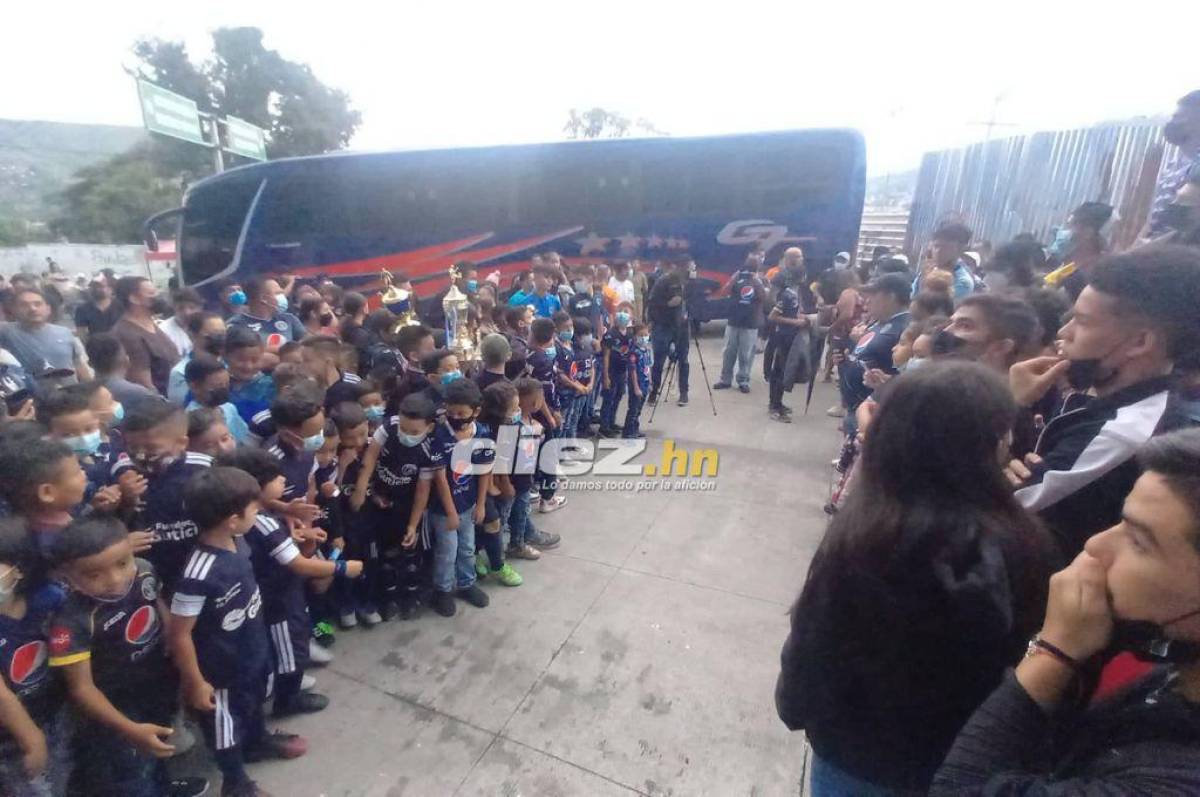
[[0, 566, 19, 606]]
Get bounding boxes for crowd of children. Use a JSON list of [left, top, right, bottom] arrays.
[[0, 252, 674, 796]]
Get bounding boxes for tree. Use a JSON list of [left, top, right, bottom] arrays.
[[564, 107, 666, 139], [53, 27, 361, 242]]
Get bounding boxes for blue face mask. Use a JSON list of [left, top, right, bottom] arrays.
[[637, 335, 650, 347], [616, 311, 631, 327], [275, 293, 290, 312], [543, 346, 557, 359], [440, 370, 463, 386], [467, 279, 478, 292], [558, 330, 574, 343], [111, 402, 125, 425], [301, 431, 325, 453], [64, 430, 102, 457], [579, 334, 594, 349], [1049, 228, 1076, 259], [364, 405, 385, 421], [398, 430, 427, 448], [229, 290, 247, 307], [510, 410, 522, 424]]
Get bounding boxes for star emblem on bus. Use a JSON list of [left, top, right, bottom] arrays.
[[575, 232, 611, 255]]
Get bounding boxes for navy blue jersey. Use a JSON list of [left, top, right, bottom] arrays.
[[324, 371, 362, 410], [170, 538, 268, 689], [313, 459, 342, 540], [370, 417, 444, 504], [728, 270, 764, 329], [112, 451, 213, 588], [247, 408, 276, 446], [0, 584, 62, 747], [771, 285, 802, 344], [602, 329, 634, 374], [430, 422, 495, 516], [553, 345, 578, 404], [503, 333, 530, 380], [570, 345, 595, 390], [628, 344, 653, 393], [264, 438, 317, 502], [229, 372, 276, 426], [243, 513, 303, 622], [48, 559, 177, 717], [527, 347, 560, 411]]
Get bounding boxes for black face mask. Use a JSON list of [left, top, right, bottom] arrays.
[[150, 297, 173, 317], [931, 328, 968, 357], [446, 415, 473, 430], [1108, 609, 1200, 664], [320, 313, 335, 326], [205, 387, 230, 407], [202, 334, 225, 355]]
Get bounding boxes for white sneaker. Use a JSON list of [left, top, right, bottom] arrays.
[[301, 674, 317, 691], [538, 495, 568, 514], [339, 611, 358, 629], [357, 609, 383, 626], [826, 405, 847, 418], [308, 639, 334, 666]]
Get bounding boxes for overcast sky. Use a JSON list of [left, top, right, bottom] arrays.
[[6, 1, 1194, 175]]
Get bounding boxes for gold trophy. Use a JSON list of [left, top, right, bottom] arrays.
[[380, 269, 419, 331], [442, 265, 477, 364]]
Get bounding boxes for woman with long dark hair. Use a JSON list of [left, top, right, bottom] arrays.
[[776, 361, 1057, 795]]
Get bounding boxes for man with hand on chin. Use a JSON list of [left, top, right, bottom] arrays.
[[934, 429, 1200, 794], [1006, 246, 1200, 557]]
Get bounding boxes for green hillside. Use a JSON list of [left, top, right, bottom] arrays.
[[0, 119, 146, 225]]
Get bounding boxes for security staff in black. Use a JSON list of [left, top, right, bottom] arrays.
[[646, 256, 691, 406]]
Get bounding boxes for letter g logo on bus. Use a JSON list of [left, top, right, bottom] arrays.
[[716, 220, 806, 256]]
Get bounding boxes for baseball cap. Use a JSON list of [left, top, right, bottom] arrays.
[[834, 251, 851, 266], [860, 273, 912, 303]]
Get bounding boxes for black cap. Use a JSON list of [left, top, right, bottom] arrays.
[[860, 273, 912, 303]]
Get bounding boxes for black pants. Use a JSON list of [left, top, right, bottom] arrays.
[[769, 337, 793, 410], [650, 324, 690, 395]]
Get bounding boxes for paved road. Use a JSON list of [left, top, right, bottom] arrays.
[[252, 332, 839, 796]]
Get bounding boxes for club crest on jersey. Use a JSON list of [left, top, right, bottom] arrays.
[[125, 605, 159, 646], [141, 577, 158, 602], [9, 641, 48, 686]]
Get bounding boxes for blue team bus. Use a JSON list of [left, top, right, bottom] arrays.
[[145, 129, 865, 317]]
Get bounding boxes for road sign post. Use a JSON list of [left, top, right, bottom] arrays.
[[136, 80, 206, 146], [223, 116, 268, 162]]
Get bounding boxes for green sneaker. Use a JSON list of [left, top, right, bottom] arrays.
[[475, 551, 489, 579], [492, 563, 523, 587], [313, 621, 336, 648]]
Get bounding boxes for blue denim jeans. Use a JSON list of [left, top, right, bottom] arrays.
[[506, 488, 533, 548], [561, 393, 588, 439], [431, 510, 477, 592], [810, 754, 911, 797], [719, 324, 758, 386], [651, 324, 689, 395]]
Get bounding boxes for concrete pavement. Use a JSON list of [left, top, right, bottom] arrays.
[[252, 332, 840, 796]]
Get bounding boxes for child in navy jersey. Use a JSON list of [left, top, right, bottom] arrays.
[[37, 385, 119, 511], [113, 399, 213, 590], [330, 402, 387, 624], [0, 440, 88, 559], [600, 302, 635, 437], [624, 323, 653, 439], [214, 448, 363, 722], [351, 393, 443, 619], [558, 314, 594, 439], [186, 407, 237, 459], [170, 467, 308, 795], [0, 521, 68, 797], [428, 379, 494, 617], [47, 517, 207, 797]]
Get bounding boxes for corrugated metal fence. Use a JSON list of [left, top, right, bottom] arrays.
[[908, 122, 1176, 258]]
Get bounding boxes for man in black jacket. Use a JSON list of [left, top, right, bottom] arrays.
[[646, 256, 691, 407], [1009, 245, 1200, 557], [935, 428, 1200, 794]]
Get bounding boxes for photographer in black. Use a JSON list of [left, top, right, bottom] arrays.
[[646, 255, 691, 407], [766, 254, 817, 422]]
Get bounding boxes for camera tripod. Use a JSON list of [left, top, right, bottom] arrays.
[[648, 332, 718, 424]]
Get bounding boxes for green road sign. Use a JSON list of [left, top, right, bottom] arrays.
[[224, 116, 268, 161], [137, 80, 205, 146]]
